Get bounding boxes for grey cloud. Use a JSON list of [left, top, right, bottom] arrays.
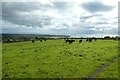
[[80, 14, 102, 21], [62, 23, 70, 27], [76, 28, 95, 34], [53, 2, 67, 9], [50, 28, 68, 33], [53, 2, 73, 12], [80, 14, 101, 19], [95, 21, 108, 25], [2, 2, 53, 12], [2, 2, 117, 37], [107, 28, 118, 35], [80, 15, 93, 20], [81, 2, 114, 13], [2, 2, 53, 27]]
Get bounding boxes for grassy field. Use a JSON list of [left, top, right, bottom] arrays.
[[0, 44, 2, 80], [2, 39, 119, 78], [96, 58, 119, 78]]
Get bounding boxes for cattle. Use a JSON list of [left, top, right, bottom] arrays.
[[79, 39, 82, 43], [68, 40, 75, 44], [36, 38, 47, 42], [88, 38, 92, 42], [91, 37, 97, 41], [40, 39, 42, 42], [3, 40, 9, 43], [65, 39, 69, 43], [2, 39, 22, 44], [86, 39, 88, 42], [94, 38, 97, 41], [32, 40, 35, 43], [86, 38, 92, 42], [65, 39, 75, 44], [4, 39, 14, 43]]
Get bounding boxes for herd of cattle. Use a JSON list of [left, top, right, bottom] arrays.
[[2, 37, 119, 44], [2, 37, 98, 44], [31, 38, 47, 43], [32, 38, 97, 44], [65, 38, 97, 44]]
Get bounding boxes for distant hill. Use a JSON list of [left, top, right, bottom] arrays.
[[2, 34, 70, 40]]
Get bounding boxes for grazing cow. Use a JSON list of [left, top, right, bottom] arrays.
[[65, 39, 75, 44], [88, 38, 92, 42], [79, 39, 82, 43], [86, 39, 88, 42], [40, 39, 42, 42], [32, 40, 35, 43], [94, 38, 97, 41], [35, 37, 38, 40], [65, 39, 69, 43], [5, 39, 15, 43], [68, 40, 75, 44]]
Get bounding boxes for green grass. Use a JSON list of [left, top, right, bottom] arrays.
[[0, 43, 2, 79], [96, 58, 119, 78], [2, 39, 118, 78]]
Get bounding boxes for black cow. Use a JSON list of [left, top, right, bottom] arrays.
[[32, 40, 35, 43], [65, 39, 75, 44], [94, 38, 97, 41], [79, 39, 82, 43], [40, 39, 42, 42], [65, 39, 69, 43], [88, 38, 92, 42], [86, 39, 88, 42]]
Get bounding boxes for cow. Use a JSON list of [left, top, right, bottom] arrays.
[[88, 38, 92, 42], [65, 39, 69, 43], [5, 39, 14, 43], [32, 40, 35, 43], [86, 39, 88, 42], [94, 38, 97, 41], [65, 39, 75, 44], [79, 39, 82, 43], [40, 39, 42, 42]]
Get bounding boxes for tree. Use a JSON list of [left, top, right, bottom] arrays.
[[104, 36, 111, 39]]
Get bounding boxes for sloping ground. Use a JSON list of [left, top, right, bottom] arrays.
[[95, 58, 119, 78], [2, 40, 118, 78], [87, 56, 119, 79]]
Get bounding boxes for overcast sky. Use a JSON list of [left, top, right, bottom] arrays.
[[1, 0, 119, 37]]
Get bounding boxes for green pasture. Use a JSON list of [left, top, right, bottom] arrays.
[[2, 39, 119, 78], [96, 58, 119, 78]]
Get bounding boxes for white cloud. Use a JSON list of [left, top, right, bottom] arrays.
[[2, 0, 119, 37]]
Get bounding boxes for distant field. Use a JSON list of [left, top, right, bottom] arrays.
[[2, 39, 119, 78]]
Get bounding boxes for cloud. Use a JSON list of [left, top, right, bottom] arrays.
[[53, 2, 68, 9], [2, 2, 55, 28], [80, 14, 102, 22], [2, 1, 118, 37], [81, 1, 115, 13]]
